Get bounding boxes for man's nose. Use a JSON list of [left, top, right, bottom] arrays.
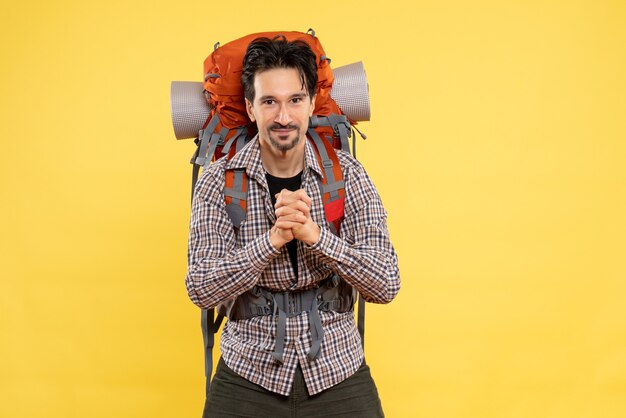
[[274, 103, 291, 125]]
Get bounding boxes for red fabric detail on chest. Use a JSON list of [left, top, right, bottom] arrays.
[[324, 197, 345, 223]]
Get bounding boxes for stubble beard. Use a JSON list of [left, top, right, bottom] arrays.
[[267, 123, 302, 152]]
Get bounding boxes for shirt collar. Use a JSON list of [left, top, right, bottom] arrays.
[[225, 135, 324, 182]]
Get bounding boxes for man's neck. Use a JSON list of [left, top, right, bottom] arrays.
[[260, 143, 305, 178]]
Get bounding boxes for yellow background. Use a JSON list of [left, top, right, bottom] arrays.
[[1, 0, 625, 417]]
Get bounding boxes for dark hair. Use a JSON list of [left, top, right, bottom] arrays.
[[241, 36, 318, 102]]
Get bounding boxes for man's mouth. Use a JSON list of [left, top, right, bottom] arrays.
[[270, 124, 298, 133]]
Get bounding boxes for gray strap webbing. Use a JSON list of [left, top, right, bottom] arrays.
[[223, 188, 246, 201], [200, 309, 213, 395], [307, 128, 341, 202], [232, 169, 245, 198], [191, 149, 201, 205], [307, 292, 324, 360], [235, 130, 247, 152], [221, 135, 236, 156], [195, 130, 211, 166], [201, 306, 224, 395], [321, 179, 345, 194], [194, 114, 221, 166], [206, 133, 222, 165], [224, 168, 247, 228], [224, 152, 247, 202], [336, 121, 350, 153], [309, 115, 347, 128], [221, 127, 248, 156], [309, 115, 351, 153], [322, 115, 350, 152], [327, 220, 339, 236], [272, 302, 287, 364], [358, 295, 365, 349], [269, 289, 325, 363], [221, 129, 253, 231], [210, 127, 228, 161], [219, 127, 228, 143], [191, 114, 222, 204]]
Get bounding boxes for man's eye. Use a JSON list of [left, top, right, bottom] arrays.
[[263, 100, 275, 105], [291, 98, 302, 103]]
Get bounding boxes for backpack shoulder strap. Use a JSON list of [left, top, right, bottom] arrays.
[[223, 131, 250, 229], [308, 125, 366, 350], [193, 129, 249, 395], [307, 127, 346, 236]]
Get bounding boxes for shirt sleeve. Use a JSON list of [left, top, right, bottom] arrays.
[[185, 168, 281, 309], [304, 162, 401, 303]]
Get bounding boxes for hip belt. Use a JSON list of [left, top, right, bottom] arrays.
[[218, 275, 356, 363]]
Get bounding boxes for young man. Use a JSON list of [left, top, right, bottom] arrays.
[[185, 37, 400, 417]]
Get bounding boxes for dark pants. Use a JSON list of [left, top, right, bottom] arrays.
[[202, 358, 385, 418]]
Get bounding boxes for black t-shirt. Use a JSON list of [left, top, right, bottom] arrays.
[[265, 170, 303, 277]]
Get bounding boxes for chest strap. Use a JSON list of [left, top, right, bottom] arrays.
[[219, 275, 356, 364]]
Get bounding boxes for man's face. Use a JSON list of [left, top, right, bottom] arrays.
[[245, 67, 315, 154]]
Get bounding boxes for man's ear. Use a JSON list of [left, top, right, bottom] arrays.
[[245, 98, 255, 122], [309, 94, 317, 116]]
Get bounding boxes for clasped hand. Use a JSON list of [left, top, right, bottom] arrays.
[[270, 189, 320, 248]]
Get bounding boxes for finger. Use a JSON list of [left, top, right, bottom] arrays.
[[276, 188, 294, 200], [276, 202, 309, 216], [275, 189, 294, 209], [275, 196, 303, 211], [276, 190, 299, 205], [275, 208, 301, 222], [274, 219, 304, 230], [282, 200, 310, 217], [291, 189, 312, 207], [276, 211, 307, 224]]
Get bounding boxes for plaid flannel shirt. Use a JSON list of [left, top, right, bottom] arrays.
[[185, 138, 400, 396]]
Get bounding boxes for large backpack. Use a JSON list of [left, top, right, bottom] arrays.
[[172, 29, 369, 395]]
